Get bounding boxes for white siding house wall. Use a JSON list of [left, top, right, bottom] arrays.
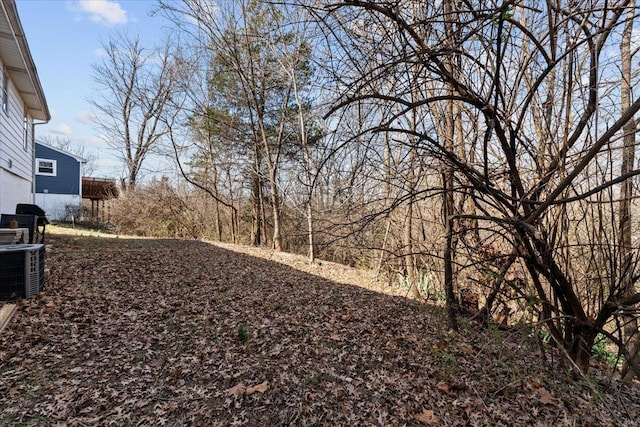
[[0, 0, 50, 214], [0, 171, 31, 214], [0, 58, 34, 214]]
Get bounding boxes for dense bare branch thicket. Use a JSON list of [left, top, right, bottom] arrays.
[[108, 178, 209, 238], [306, 0, 640, 375]]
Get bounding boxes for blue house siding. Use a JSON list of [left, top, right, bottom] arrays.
[[35, 144, 81, 195]]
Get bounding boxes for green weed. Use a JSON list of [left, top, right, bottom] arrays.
[[397, 269, 443, 301], [591, 333, 622, 367], [441, 352, 459, 377], [237, 323, 250, 342]]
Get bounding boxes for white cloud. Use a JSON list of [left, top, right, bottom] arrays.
[[68, 0, 128, 26], [94, 48, 107, 57], [51, 123, 72, 136], [75, 111, 97, 125], [79, 134, 108, 148]]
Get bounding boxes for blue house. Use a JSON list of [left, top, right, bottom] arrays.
[[34, 142, 84, 221]]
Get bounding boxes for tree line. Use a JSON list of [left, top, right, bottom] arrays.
[[91, 0, 640, 379]]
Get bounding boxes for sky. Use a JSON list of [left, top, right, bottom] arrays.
[[16, 0, 169, 179]]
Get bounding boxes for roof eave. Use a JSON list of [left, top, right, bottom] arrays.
[[1, 0, 50, 122]]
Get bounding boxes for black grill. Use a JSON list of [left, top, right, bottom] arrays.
[[0, 204, 49, 244], [16, 204, 49, 226]]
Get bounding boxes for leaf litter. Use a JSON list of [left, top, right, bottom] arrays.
[[0, 233, 638, 426]]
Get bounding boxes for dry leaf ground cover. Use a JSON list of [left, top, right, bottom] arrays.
[[1, 231, 639, 426]]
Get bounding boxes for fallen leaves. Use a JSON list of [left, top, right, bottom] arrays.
[[225, 381, 270, 398], [225, 382, 246, 398], [246, 381, 270, 395], [0, 233, 637, 426], [431, 339, 447, 353], [537, 387, 561, 407], [527, 379, 561, 407], [436, 381, 450, 393], [412, 408, 439, 425]]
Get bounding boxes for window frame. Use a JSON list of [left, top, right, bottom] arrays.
[[35, 158, 57, 176]]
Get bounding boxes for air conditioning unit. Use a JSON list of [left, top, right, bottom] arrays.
[[0, 244, 45, 299]]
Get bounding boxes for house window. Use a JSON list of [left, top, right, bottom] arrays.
[[2, 68, 7, 113], [36, 158, 56, 176]]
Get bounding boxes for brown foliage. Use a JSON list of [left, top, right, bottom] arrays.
[[109, 178, 202, 239]]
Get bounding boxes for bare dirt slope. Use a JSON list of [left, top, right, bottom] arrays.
[[1, 232, 639, 426]]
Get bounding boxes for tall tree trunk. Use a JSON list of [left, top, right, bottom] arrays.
[[260, 178, 268, 246], [226, 166, 238, 244], [404, 136, 419, 299], [251, 147, 263, 246], [307, 202, 315, 262], [404, 195, 419, 298], [443, 171, 458, 331], [619, 0, 638, 382], [442, 0, 459, 331], [214, 196, 222, 241], [212, 166, 223, 241], [442, 95, 459, 330], [268, 168, 283, 251], [404, 3, 421, 299]]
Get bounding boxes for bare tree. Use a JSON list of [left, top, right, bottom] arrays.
[[311, 0, 640, 374], [90, 32, 175, 188], [274, 15, 323, 261]]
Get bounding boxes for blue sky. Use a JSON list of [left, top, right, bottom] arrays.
[[16, 0, 168, 179]]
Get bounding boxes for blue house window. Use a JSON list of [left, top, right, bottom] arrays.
[[36, 158, 56, 176]]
